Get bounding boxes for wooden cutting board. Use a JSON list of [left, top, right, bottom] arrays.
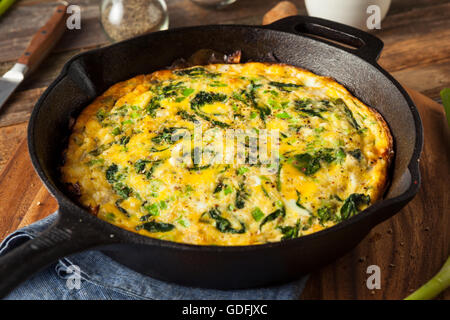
[[0, 89, 448, 300]]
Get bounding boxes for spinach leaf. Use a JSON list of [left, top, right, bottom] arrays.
[[161, 81, 184, 98], [315, 148, 336, 163], [317, 205, 333, 223], [134, 159, 162, 179], [295, 190, 307, 210], [119, 136, 130, 146], [260, 206, 286, 230], [335, 98, 360, 130], [174, 67, 220, 78], [213, 181, 224, 194], [278, 220, 301, 240], [206, 208, 246, 234], [276, 164, 282, 191], [177, 110, 198, 122], [247, 82, 271, 121], [349, 149, 363, 161], [146, 97, 161, 117], [137, 221, 175, 233], [292, 153, 321, 176], [89, 142, 113, 156], [112, 183, 132, 199], [269, 81, 303, 92], [294, 99, 327, 118], [261, 184, 270, 198], [106, 164, 132, 199], [151, 127, 185, 145], [235, 183, 250, 209], [106, 164, 119, 183], [115, 200, 130, 217], [340, 193, 371, 220], [292, 148, 346, 176], [191, 91, 227, 108], [134, 159, 150, 174], [190, 91, 229, 127], [187, 164, 211, 171]]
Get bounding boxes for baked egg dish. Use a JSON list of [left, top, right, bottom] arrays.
[[61, 62, 393, 245]]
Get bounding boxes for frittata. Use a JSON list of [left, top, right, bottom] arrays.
[[61, 62, 393, 245]]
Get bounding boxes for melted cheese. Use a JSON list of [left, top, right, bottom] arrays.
[[61, 63, 393, 245]]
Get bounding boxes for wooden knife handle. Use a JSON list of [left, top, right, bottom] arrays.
[[17, 4, 68, 72], [263, 1, 298, 25]]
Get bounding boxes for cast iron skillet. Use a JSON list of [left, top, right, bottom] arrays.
[[0, 16, 423, 297]]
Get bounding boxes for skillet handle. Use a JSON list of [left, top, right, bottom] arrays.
[[0, 207, 114, 298], [370, 166, 422, 226], [266, 15, 384, 63]]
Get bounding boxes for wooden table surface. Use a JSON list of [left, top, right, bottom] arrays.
[[0, 0, 449, 299]]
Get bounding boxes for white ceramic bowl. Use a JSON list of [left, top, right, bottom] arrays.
[[305, 0, 391, 30]]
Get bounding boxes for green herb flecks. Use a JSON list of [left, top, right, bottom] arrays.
[[251, 207, 265, 222]]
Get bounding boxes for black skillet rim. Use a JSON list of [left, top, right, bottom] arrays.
[[27, 23, 424, 252]]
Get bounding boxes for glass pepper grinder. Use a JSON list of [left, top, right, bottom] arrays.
[[100, 0, 169, 42]]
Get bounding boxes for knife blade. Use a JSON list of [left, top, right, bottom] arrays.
[[0, 4, 68, 113], [0, 63, 28, 111]]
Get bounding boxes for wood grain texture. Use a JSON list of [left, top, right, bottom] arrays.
[[0, 0, 449, 300], [0, 123, 27, 171], [0, 0, 449, 127], [0, 139, 50, 241], [16, 4, 68, 71], [0, 89, 447, 300]]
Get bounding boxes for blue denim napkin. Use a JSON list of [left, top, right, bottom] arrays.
[[0, 213, 309, 300]]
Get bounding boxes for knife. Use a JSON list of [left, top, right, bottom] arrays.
[[0, 4, 68, 112]]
